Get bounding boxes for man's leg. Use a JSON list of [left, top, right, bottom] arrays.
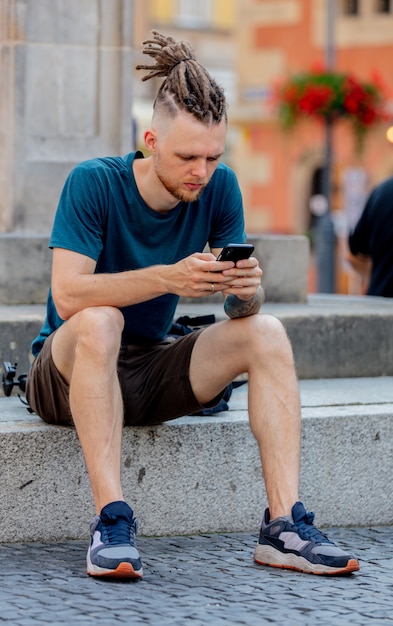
[[51, 305, 143, 579], [190, 314, 360, 575], [190, 313, 300, 519], [51, 306, 125, 514]]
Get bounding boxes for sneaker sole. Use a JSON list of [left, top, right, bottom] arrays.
[[87, 561, 143, 579], [254, 544, 360, 576]]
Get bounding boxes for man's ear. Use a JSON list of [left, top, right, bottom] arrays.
[[144, 129, 157, 154]]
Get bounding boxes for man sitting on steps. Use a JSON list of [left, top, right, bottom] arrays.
[[26, 31, 360, 579]]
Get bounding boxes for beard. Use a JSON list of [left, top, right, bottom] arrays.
[[155, 169, 207, 203]]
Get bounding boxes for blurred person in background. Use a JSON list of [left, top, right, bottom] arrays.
[[348, 176, 393, 297]]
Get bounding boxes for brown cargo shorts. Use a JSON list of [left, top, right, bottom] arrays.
[[26, 329, 226, 427]]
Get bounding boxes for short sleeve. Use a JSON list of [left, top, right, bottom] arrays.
[[49, 162, 108, 261]]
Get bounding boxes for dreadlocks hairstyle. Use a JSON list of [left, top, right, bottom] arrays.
[[136, 30, 227, 125]]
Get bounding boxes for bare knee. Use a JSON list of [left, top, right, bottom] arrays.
[[237, 314, 294, 365], [75, 306, 124, 360]]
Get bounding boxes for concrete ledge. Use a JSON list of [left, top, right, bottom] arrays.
[[0, 233, 309, 305], [1, 294, 393, 378], [266, 294, 393, 378], [0, 304, 45, 373], [249, 234, 309, 303], [177, 294, 393, 379], [0, 234, 51, 305], [1, 377, 392, 542]]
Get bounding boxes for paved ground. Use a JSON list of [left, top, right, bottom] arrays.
[[0, 525, 391, 625]]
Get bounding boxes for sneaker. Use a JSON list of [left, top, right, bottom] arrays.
[[87, 500, 143, 579], [254, 501, 360, 575]]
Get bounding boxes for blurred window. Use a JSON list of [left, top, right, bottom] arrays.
[[176, 0, 211, 27], [341, 0, 360, 14], [375, 0, 391, 12]]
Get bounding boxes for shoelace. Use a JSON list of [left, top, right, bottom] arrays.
[[101, 515, 137, 545], [294, 511, 332, 544]]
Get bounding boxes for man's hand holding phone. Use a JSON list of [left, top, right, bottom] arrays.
[[214, 243, 265, 318], [164, 245, 261, 300], [214, 243, 262, 300]]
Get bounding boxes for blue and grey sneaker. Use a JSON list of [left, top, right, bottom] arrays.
[[87, 501, 143, 579], [254, 502, 360, 575]]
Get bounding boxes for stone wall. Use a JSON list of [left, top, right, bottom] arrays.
[[0, 0, 133, 233], [0, 233, 309, 305]]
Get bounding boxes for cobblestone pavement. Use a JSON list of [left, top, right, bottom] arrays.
[[0, 526, 392, 625]]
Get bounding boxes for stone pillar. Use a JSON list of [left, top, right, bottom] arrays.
[[0, 0, 133, 303], [0, 0, 17, 232], [0, 0, 133, 234]]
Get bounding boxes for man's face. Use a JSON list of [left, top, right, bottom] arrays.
[[148, 111, 227, 204]]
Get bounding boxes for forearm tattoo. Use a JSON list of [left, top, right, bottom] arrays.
[[224, 286, 265, 319]]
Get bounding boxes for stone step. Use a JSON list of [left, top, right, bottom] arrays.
[[1, 376, 392, 542], [0, 234, 309, 305], [1, 294, 393, 379]]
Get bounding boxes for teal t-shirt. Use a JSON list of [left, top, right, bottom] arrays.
[[32, 151, 246, 356]]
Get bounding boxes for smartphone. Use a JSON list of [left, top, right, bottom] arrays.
[[217, 243, 254, 263]]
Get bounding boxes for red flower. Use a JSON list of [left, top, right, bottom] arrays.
[[343, 77, 367, 114], [274, 68, 389, 152], [298, 85, 334, 115], [359, 107, 377, 126]]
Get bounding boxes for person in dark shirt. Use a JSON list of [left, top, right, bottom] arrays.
[[348, 176, 393, 297]]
